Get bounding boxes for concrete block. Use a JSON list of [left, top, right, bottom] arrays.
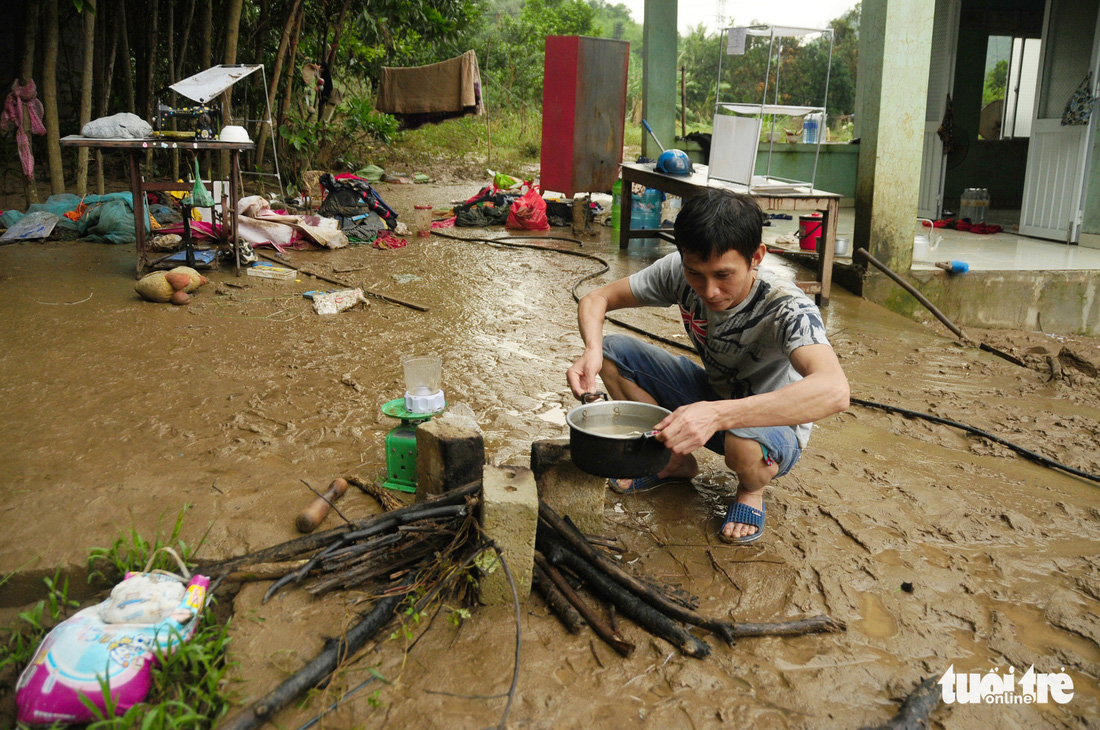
[[530, 438, 605, 535], [478, 465, 538, 605], [415, 412, 484, 502]]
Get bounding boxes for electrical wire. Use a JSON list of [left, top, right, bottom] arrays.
[[432, 229, 1100, 486]]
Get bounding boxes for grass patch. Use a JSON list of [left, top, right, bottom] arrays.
[[86, 505, 209, 584]]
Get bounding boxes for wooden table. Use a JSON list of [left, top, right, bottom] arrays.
[[59, 135, 253, 277], [620, 162, 840, 307]]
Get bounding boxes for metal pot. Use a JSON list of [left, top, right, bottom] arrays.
[[566, 393, 671, 478]]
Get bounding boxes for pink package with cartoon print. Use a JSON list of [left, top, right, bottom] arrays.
[[15, 574, 208, 724]]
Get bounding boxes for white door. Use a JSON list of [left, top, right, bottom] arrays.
[[918, 0, 961, 220], [1020, 0, 1100, 242]]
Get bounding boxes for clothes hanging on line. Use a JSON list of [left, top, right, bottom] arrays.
[[376, 50, 483, 130]]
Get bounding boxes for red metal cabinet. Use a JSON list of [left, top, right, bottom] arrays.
[[540, 36, 630, 196]]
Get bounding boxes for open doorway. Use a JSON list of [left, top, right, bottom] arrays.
[[941, 2, 1045, 231]]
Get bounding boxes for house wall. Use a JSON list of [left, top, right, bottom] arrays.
[[1082, 120, 1100, 243]]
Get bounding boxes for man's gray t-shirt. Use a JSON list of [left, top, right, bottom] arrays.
[[628, 252, 831, 447]]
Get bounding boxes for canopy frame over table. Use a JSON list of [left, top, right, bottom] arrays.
[[619, 162, 839, 307], [59, 135, 252, 278]]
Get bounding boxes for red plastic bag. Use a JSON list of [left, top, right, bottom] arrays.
[[506, 189, 550, 231]]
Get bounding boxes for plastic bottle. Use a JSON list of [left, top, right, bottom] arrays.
[[974, 188, 989, 224], [611, 178, 622, 230], [803, 113, 822, 145], [959, 188, 975, 221]]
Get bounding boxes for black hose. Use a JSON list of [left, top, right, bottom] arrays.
[[429, 230, 1100, 486]]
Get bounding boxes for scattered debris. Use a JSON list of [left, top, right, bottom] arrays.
[[313, 288, 368, 315]]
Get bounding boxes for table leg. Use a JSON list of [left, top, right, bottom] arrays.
[[619, 179, 633, 249], [818, 197, 839, 308], [230, 151, 242, 276], [130, 151, 146, 278]]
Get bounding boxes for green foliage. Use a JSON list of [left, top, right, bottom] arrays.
[[86, 506, 205, 584], [472, 0, 599, 106], [0, 569, 80, 673], [983, 59, 1009, 105]]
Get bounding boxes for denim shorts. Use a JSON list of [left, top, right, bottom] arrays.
[[602, 334, 802, 477]]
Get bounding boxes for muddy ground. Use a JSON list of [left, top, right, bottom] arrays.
[[1, 174, 1099, 729]]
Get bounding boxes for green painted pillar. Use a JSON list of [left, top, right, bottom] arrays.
[[854, 0, 935, 283], [641, 0, 677, 158], [1081, 131, 1100, 247]]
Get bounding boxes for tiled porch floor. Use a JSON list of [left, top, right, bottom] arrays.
[[764, 208, 1100, 272]]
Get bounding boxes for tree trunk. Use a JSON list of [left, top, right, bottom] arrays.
[[255, 0, 302, 165], [276, 0, 305, 174], [19, 0, 40, 205], [167, 0, 178, 181], [95, 2, 115, 194], [175, 0, 196, 81], [76, 0, 96, 197], [144, 0, 158, 169], [118, 0, 134, 113], [223, 0, 244, 64], [42, 0, 64, 195], [200, 0, 212, 69]]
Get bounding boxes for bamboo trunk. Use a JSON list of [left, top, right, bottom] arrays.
[[143, 1, 159, 170], [255, 0, 302, 165], [19, 0, 40, 206], [76, 0, 96, 196], [200, 0, 211, 69], [118, 0, 134, 113], [175, 0, 196, 81], [41, 0, 64, 194]]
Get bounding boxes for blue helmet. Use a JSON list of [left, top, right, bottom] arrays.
[[656, 148, 693, 175]]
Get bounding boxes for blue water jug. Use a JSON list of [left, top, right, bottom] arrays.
[[802, 117, 819, 145], [631, 188, 662, 230]]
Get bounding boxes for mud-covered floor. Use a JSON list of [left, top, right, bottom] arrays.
[[2, 179, 1099, 729]]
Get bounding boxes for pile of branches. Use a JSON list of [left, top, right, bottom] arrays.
[[534, 502, 846, 659], [199, 482, 512, 730]]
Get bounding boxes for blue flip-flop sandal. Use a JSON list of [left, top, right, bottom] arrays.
[[608, 474, 690, 495], [719, 501, 765, 545]]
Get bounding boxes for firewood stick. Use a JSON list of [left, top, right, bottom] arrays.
[[539, 534, 711, 659], [534, 552, 634, 657], [861, 676, 940, 730], [224, 560, 308, 582], [220, 575, 412, 730], [533, 562, 585, 634], [201, 481, 479, 577], [540, 503, 845, 644]]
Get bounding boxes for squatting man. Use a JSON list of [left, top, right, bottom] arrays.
[[566, 189, 850, 543]]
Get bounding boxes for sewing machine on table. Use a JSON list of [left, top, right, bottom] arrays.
[[154, 102, 220, 140]]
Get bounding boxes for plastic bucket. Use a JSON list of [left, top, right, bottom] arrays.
[[798, 214, 822, 251]]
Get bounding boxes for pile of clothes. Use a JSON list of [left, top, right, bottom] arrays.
[[928, 218, 1003, 235]]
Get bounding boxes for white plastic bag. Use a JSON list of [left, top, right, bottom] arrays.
[[81, 113, 153, 139], [313, 288, 368, 315]]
